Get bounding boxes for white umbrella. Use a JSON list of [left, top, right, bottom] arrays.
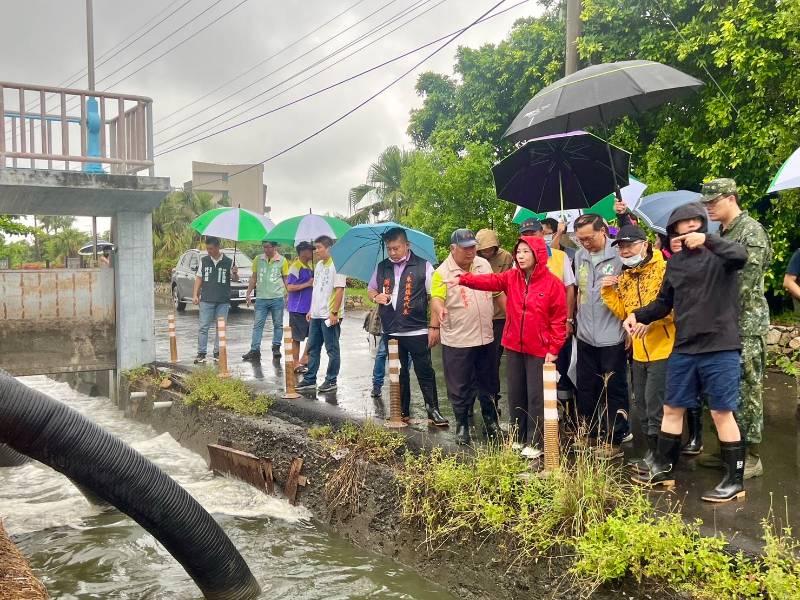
[[767, 147, 800, 194]]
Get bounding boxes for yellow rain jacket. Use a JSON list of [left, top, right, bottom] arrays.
[[600, 249, 675, 363]]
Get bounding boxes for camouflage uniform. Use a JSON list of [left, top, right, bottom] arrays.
[[703, 180, 772, 445]]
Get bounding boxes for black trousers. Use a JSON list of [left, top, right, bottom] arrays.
[[506, 350, 545, 447], [389, 334, 439, 417], [442, 343, 496, 418], [576, 339, 630, 444], [486, 318, 506, 396]]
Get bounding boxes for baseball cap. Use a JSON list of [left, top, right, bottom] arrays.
[[519, 218, 543, 234], [700, 178, 737, 203], [611, 225, 647, 246], [450, 228, 478, 248]]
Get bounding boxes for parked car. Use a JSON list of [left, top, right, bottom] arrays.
[[171, 248, 252, 311]]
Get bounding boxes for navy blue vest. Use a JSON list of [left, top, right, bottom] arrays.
[[377, 252, 429, 334]]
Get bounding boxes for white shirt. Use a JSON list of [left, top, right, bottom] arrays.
[[309, 257, 347, 319]]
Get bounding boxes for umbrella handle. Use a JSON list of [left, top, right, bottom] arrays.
[[603, 130, 623, 202]]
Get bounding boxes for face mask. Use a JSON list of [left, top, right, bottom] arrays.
[[621, 254, 644, 267], [544, 234, 554, 246]]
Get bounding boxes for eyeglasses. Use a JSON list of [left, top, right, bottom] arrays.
[[576, 230, 603, 245]]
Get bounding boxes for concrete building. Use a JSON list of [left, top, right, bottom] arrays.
[[0, 80, 170, 392], [185, 161, 268, 215]]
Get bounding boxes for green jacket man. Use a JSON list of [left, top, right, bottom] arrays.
[[703, 178, 772, 479]]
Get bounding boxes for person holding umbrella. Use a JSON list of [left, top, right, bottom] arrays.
[[366, 227, 447, 426], [192, 236, 239, 363], [572, 213, 630, 456], [243, 240, 289, 361], [286, 242, 315, 372], [701, 178, 772, 479]]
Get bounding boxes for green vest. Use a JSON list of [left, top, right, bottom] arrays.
[[255, 254, 287, 299]]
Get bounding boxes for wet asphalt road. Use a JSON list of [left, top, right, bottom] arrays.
[[154, 303, 799, 552]]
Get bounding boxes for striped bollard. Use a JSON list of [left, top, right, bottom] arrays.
[[384, 339, 407, 428], [217, 316, 230, 378], [282, 326, 300, 399], [543, 362, 560, 472], [168, 313, 178, 363]]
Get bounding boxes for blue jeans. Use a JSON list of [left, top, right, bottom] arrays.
[[372, 334, 389, 388], [301, 318, 341, 385], [250, 297, 284, 351], [197, 301, 230, 355]]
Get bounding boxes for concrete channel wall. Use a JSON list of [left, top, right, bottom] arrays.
[[0, 268, 115, 376]]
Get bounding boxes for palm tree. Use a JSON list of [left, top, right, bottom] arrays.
[[44, 228, 90, 265], [152, 191, 217, 261], [348, 146, 417, 224]]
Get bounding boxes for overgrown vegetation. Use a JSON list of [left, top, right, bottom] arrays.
[[312, 420, 405, 516], [397, 441, 800, 597], [184, 367, 273, 416], [122, 365, 154, 385]]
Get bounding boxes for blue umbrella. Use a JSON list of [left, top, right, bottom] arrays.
[[633, 190, 720, 234], [330, 222, 437, 283]]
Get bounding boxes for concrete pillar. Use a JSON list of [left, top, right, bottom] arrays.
[[114, 211, 155, 370]]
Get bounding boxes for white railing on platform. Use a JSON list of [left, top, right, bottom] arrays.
[[0, 81, 154, 176]]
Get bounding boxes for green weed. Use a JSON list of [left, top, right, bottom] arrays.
[[122, 365, 153, 384], [184, 367, 273, 416], [308, 425, 333, 440]]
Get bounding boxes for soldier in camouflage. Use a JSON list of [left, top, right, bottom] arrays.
[[702, 178, 772, 479]]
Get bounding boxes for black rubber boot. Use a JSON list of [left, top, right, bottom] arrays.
[[631, 432, 682, 488], [701, 440, 746, 503], [682, 408, 703, 455], [478, 395, 501, 442], [454, 412, 471, 446], [426, 404, 449, 427], [627, 434, 657, 474]]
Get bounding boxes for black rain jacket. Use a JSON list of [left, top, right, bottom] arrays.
[[634, 202, 747, 355]]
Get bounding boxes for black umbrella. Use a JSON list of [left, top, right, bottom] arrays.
[[492, 131, 630, 213], [503, 60, 704, 142]]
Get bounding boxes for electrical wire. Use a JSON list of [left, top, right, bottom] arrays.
[[155, 0, 528, 156], [154, 0, 372, 125], [155, 0, 443, 146], [154, 0, 419, 138], [180, 0, 509, 186]]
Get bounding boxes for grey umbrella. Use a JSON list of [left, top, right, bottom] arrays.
[[503, 60, 704, 142], [633, 191, 720, 234]]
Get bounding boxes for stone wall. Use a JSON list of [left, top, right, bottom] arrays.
[[766, 325, 800, 355]]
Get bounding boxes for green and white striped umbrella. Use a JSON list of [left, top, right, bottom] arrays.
[[265, 213, 350, 246], [190, 207, 275, 241], [767, 147, 800, 194]]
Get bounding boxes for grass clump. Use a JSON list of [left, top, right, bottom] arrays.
[[399, 440, 644, 559], [398, 441, 800, 597], [319, 420, 405, 516], [184, 367, 273, 416], [308, 425, 333, 440], [123, 365, 153, 384]]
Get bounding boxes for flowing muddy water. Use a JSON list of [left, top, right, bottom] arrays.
[[0, 376, 454, 599]]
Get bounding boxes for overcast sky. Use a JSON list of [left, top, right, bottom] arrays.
[[1, 0, 540, 232]]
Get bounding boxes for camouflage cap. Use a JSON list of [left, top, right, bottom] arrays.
[[700, 178, 737, 203]]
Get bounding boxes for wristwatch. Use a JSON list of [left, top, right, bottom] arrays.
[[566, 318, 575, 325]]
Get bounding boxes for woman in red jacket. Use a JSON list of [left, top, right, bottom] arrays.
[[456, 235, 567, 457]]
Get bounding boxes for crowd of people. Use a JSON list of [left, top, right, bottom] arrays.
[[190, 177, 799, 505]]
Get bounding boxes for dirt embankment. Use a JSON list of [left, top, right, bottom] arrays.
[[122, 378, 636, 600], [0, 520, 48, 600]]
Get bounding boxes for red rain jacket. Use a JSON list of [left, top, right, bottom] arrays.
[[459, 236, 567, 358]]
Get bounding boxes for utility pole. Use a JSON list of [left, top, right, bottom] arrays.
[[86, 0, 100, 260], [565, 0, 581, 76], [86, 0, 96, 91]]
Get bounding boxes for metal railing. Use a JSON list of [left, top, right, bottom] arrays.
[[0, 81, 154, 176]]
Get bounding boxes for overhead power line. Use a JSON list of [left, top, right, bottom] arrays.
[[155, 0, 417, 138], [155, 0, 528, 156], [155, 0, 372, 125], [156, 0, 454, 151], [179, 0, 509, 186]]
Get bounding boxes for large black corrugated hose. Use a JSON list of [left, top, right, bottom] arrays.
[[0, 443, 29, 466], [0, 372, 260, 600]]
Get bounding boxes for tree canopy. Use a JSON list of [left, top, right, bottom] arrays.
[[386, 0, 800, 296]]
